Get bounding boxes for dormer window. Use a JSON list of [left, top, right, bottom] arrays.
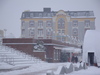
[[30, 13, 33, 18], [74, 12, 77, 16], [86, 12, 89, 16], [39, 13, 42, 17]]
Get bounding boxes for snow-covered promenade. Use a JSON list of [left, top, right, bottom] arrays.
[[0, 62, 100, 75]]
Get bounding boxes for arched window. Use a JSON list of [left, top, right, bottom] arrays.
[[58, 18, 65, 29], [29, 20, 34, 27]]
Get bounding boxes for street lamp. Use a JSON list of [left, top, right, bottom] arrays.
[[4, 29, 7, 38]]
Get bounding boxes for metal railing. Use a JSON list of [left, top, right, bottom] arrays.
[[0, 45, 43, 65], [0, 54, 14, 65]]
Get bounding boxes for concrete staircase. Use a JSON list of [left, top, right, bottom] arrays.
[[0, 45, 45, 66]]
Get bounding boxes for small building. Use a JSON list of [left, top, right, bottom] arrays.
[[3, 38, 80, 62], [83, 30, 100, 66]]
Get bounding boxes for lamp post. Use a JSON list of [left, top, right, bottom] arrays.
[[4, 29, 7, 38]]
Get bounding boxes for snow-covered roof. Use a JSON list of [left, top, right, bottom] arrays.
[[83, 30, 100, 64]]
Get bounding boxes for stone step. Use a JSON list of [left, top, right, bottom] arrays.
[[0, 45, 45, 65], [13, 61, 41, 65]]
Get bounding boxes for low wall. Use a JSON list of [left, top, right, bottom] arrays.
[[46, 62, 87, 75]]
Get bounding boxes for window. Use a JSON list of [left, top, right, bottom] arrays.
[[22, 29, 25, 35], [62, 30, 65, 34], [73, 28, 78, 36], [85, 12, 89, 16], [38, 21, 43, 27], [22, 21, 25, 27], [39, 13, 42, 17], [58, 30, 61, 34], [85, 20, 90, 27], [74, 12, 77, 16], [46, 29, 52, 36], [29, 20, 34, 27], [54, 50, 56, 60], [54, 49, 59, 60], [48, 13, 51, 17], [62, 37, 66, 41], [30, 13, 33, 18], [58, 18, 65, 29], [73, 20, 78, 27], [46, 21, 52, 27], [26, 13, 30, 18], [38, 37, 43, 39], [38, 29, 43, 36], [29, 29, 34, 36]]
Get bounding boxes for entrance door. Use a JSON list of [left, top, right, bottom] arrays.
[[88, 52, 94, 66]]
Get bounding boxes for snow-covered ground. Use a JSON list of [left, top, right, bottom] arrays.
[[0, 62, 68, 75], [66, 66, 100, 75], [0, 62, 100, 75]]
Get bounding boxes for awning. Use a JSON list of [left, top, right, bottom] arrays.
[[62, 47, 81, 53], [54, 46, 63, 50]]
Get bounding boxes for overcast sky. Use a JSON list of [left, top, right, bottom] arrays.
[[0, 0, 100, 38]]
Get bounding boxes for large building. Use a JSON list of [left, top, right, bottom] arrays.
[[21, 8, 95, 45]]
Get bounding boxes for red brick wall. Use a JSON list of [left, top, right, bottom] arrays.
[[33, 52, 46, 61], [3, 38, 33, 43]]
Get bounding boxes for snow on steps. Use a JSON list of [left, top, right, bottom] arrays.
[[0, 45, 45, 65]]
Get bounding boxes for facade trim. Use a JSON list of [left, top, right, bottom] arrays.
[[3, 43, 67, 47]]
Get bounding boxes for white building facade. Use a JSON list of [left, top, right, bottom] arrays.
[[83, 30, 100, 66]]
